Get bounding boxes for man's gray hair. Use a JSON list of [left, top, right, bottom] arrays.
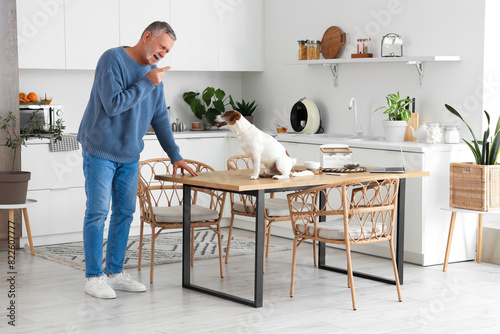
[[142, 21, 177, 41]]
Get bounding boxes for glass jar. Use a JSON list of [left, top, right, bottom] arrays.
[[307, 40, 320, 60], [444, 125, 460, 144], [425, 122, 444, 144], [298, 40, 308, 60]]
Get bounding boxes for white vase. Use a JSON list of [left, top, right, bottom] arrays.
[[383, 120, 407, 142]]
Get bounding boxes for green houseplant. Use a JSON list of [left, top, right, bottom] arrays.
[[0, 110, 64, 204], [374, 92, 413, 142], [182, 87, 230, 128], [374, 92, 413, 121], [229, 96, 257, 123], [445, 104, 500, 165], [445, 104, 500, 211]]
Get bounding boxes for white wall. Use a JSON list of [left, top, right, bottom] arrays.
[[484, 0, 500, 127], [19, 69, 242, 133], [243, 0, 485, 140]]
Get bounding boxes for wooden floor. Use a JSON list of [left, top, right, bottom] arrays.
[[2, 229, 500, 333]]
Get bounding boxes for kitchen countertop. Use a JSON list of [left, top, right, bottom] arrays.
[[27, 129, 468, 153], [273, 133, 468, 153]]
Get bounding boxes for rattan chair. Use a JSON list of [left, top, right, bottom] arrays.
[[137, 158, 226, 283], [287, 178, 402, 310], [225, 155, 301, 264]]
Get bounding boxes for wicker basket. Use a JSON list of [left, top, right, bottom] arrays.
[[450, 162, 500, 211]]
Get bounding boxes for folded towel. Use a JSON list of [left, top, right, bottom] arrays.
[[50, 134, 80, 152]]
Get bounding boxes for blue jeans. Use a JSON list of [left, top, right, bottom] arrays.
[[82, 151, 139, 278]]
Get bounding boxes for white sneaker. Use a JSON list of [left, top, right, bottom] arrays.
[[106, 272, 146, 292], [85, 276, 116, 299]]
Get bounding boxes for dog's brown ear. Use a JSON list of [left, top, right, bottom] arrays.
[[227, 110, 241, 124]]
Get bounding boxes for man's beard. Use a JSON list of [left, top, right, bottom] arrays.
[[145, 45, 161, 64]]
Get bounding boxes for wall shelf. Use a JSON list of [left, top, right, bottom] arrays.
[[287, 56, 461, 87]]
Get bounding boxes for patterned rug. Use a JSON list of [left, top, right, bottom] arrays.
[[25, 229, 291, 271]]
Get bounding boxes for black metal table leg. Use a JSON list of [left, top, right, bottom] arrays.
[[181, 186, 264, 308], [253, 189, 265, 307], [396, 178, 406, 284], [182, 185, 192, 287]]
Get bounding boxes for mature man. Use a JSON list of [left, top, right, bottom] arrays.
[[77, 21, 197, 299]]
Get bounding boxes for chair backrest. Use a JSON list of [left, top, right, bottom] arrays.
[[227, 154, 253, 171], [287, 178, 400, 243], [138, 158, 215, 208], [226, 155, 259, 214]]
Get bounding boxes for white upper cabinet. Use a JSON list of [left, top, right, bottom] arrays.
[[64, 0, 120, 70], [16, 0, 66, 69], [119, 0, 172, 68], [170, 0, 218, 71], [217, 0, 263, 71], [17, 0, 262, 71]]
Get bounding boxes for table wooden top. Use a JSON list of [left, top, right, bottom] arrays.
[[155, 168, 429, 192]]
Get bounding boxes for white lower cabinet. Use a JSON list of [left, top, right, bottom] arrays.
[[175, 137, 226, 171], [21, 187, 86, 245], [21, 142, 86, 246], [280, 142, 320, 165]]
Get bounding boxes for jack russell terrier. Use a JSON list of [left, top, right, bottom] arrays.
[[214, 110, 295, 180]]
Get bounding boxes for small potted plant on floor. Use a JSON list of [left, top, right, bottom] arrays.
[[182, 87, 230, 130], [445, 104, 500, 211], [0, 111, 64, 204], [229, 96, 257, 123], [374, 92, 413, 142]]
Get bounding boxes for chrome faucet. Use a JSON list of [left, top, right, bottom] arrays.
[[348, 98, 363, 136]]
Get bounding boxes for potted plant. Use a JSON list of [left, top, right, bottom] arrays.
[[445, 104, 500, 211], [374, 92, 413, 142], [0, 111, 64, 204], [182, 87, 230, 130], [229, 96, 257, 123]]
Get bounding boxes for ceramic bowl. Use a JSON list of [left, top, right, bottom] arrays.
[[304, 161, 320, 171]]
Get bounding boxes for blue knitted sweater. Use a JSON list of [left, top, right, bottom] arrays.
[[77, 47, 182, 163]]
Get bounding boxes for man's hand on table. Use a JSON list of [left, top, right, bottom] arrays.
[[172, 160, 198, 177]]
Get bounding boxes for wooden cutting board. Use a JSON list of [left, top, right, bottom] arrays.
[[321, 26, 346, 59], [405, 113, 419, 141]]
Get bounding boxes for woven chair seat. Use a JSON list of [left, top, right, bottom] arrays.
[[233, 197, 302, 217], [153, 205, 219, 223], [296, 218, 385, 240]]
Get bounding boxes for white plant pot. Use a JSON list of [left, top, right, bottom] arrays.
[[383, 120, 408, 142]]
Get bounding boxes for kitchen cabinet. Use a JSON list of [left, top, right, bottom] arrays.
[[16, 0, 66, 69], [169, 0, 218, 71], [21, 187, 86, 244], [119, 0, 172, 68], [143, 135, 226, 170], [169, 0, 263, 71], [217, 0, 263, 71], [176, 137, 226, 171], [17, 0, 262, 71], [21, 141, 86, 246], [64, 0, 120, 70], [280, 142, 320, 165]]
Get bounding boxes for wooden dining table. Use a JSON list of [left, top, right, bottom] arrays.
[[155, 168, 429, 308]]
